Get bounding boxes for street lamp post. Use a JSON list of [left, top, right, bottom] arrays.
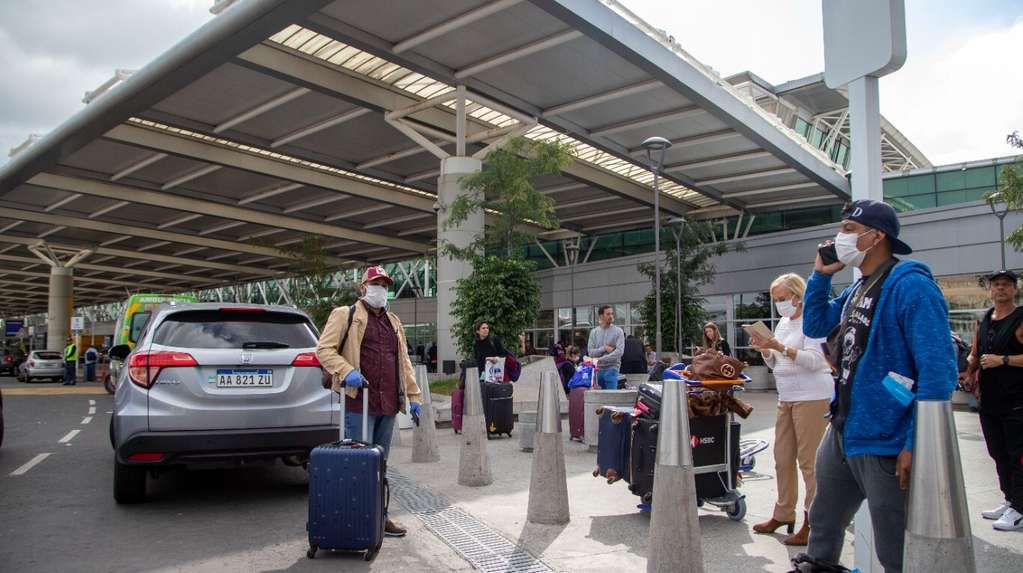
[[668, 217, 685, 357], [988, 192, 1010, 270], [642, 136, 672, 358], [565, 239, 580, 348]]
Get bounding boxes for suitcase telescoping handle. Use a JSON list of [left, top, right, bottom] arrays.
[[339, 387, 370, 442]]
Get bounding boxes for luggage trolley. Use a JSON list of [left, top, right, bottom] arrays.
[[631, 373, 751, 522]]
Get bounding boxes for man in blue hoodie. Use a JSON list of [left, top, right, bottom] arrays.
[[802, 200, 957, 572]]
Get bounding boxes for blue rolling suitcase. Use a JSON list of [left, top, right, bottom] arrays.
[[307, 391, 387, 561], [592, 406, 634, 484]]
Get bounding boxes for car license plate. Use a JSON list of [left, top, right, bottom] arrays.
[[216, 369, 273, 387]]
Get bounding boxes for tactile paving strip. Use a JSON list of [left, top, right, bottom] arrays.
[[389, 470, 554, 573]]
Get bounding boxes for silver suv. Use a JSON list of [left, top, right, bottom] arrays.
[[109, 303, 337, 503]]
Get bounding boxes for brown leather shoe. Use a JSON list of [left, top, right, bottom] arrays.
[[752, 517, 795, 535], [783, 512, 810, 546], [384, 518, 407, 537]]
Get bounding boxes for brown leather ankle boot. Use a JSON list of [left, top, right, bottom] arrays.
[[752, 517, 795, 534], [783, 512, 810, 546]]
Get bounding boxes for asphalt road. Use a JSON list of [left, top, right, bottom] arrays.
[[0, 376, 469, 573]]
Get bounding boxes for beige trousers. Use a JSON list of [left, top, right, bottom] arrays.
[[772, 399, 831, 522]]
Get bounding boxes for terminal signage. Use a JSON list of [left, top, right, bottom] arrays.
[[5, 319, 23, 337]]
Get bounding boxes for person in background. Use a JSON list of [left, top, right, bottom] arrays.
[[801, 199, 957, 570], [316, 265, 423, 538], [473, 320, 508, 378], [518, 332, 537, 357], [961, 270, 1023, 531], [620, 334, 647, 374], [701, 322, 731, 356], [749, 273, 833, 546], [84, 346, 98, 382], [557, 346, 581, 396], [645, 343, 657, 370], [62, 337, 77, 386], [587, 305, 625, 389], [427, 341, 437, 373]]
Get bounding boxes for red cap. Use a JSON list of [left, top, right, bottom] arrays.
[[361, 265, 393, 286]]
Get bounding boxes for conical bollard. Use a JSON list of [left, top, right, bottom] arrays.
[[458, 366, 493, 486], [903, 400, 976, 572], [412, 364, 440, 463], [647, 378, 704, 573], [527, 372, 570, 524]]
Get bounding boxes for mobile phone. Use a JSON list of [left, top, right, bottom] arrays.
[[818, 242, 839, 265]]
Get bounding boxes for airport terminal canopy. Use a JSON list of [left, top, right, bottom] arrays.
[[0, 0, 850, 316]]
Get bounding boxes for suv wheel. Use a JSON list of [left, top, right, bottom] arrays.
[[113, 460, 147, 503]]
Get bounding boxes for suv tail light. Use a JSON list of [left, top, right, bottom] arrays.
[[128, 351, 197, 389], [291, 352, 321, 367]]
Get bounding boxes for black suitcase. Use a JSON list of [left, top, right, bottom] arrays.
[[628, 417, 658, 503], [694, 420, 740, 500], [482, 381, 514, 438], [635, 383, 662, 419], [306, 391, 386, 561]]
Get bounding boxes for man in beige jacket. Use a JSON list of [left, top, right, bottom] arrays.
[[316, 265, 422, 537]]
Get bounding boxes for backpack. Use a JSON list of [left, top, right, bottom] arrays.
[[951, 332, 970, 373], [504, 352, 522, 382]]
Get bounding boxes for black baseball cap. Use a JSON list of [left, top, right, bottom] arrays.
[[841, 200, 912, 255], [987, 270, 1019, 283]]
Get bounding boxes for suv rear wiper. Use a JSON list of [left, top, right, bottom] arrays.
[[242, 341, 291, 349]]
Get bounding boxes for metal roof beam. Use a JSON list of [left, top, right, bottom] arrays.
[[111, 153, 167, 181], [454, 29, 583, 79], [628, 129, 743, 155], [664, 150, 773, 173], [363, 213, 432, 230], [45, 193, 82, 212], [271, 108, 371, 148], [282, 194, 348, 214], [88, 201, 130, 219], [162, 164, 222, 190], [0, 253, 216, 285], [560, 160, 691, 216], [30, 172, 431, 254], [104, 122, 435, 214], [2, 206, 319, 263], [198, 221, 246, 236], [238, 182, 303, 205], [393, 0, 523, 54], [694, 167, 796, 186], [590, 105, 706, 137], [560, 205, 647, 223], [214, 87, 310, 134], [158, 213, 203, 229], [543, 79, 660, 117], [722, 182, 817, 199]]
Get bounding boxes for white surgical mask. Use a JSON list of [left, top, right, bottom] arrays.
[[362, 285, 389, 308], [834, 230, 875, 268], [775, 299, 798, 319]]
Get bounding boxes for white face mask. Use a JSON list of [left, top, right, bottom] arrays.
[[775, 299, 798, 319], [834, 230, 875, 268], [362, 284, 389, 308]]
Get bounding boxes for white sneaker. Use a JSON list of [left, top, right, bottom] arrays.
[[982, 501, 1013, 520], [992, 508, 1023, 531]]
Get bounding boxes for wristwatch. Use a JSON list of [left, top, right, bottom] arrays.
[[1003, 355, 1010, 366]]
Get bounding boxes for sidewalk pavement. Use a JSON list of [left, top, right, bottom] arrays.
[[389, 391, 1023, 572]]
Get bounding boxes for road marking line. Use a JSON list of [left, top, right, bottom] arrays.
[[88, 407, 96, 415], [10, 453, 52, 476], [82, 417, 93, 425], [89, 399, 96, 405], [58, 429, 81, 444]]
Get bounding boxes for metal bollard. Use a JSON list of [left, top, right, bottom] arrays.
[[457, 367, 493, 486], [647, 377, 704, 573], [903, 400, 976, 572], [527, 372, 570, 524], [411, 364, 440, 463]]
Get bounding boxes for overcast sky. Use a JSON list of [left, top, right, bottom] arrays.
[[1, 0, 1020, 168]]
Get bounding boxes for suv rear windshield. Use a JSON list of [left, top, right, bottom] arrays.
[[153, 310, 317, 349], [34, 352, 62, 360]]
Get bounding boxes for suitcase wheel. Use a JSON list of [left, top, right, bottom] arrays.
[[307, 545, 317, 559], [364, 550, 377, 562]]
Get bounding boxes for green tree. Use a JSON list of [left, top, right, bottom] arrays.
[[449, 255, 541, 357], [262, 236, 357, 329], [987, 132, 1023, 249], [443, 136, 572, 257], [637, 220, 740, 353], [442, 136, 572, 357]]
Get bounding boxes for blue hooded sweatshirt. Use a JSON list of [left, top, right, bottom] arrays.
[[802, 260, 957, 458]]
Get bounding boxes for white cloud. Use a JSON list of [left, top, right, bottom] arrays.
[[620, 0, 1023, 165]]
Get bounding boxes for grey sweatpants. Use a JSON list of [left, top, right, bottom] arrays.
[[807, 427, 908, 572]]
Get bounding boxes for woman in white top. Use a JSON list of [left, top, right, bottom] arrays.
[[749, 273, 833, 546]]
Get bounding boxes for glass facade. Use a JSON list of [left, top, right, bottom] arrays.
[[522, 302, 645, 355], [883, 164, 1004, 213]]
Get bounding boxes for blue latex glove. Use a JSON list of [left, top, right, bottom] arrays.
[[343, 369, 366, 388], [409, 402, 422, 416]]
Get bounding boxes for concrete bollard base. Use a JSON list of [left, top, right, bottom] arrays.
[[903, 533, 976, 573], [411, 405, 441, 463], [527, 432, 570, 524], [457, 413, 493, 486], [647, 464, 704, 573]]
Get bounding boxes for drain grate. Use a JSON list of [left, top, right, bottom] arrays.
[[389, 471, 555, 573]]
